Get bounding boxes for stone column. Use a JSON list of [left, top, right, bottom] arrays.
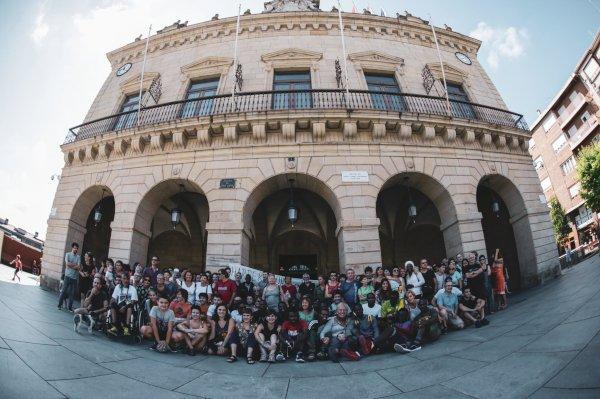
[[205, 222, 244, 272], [337, 218, 382, 273], [441, 212, 486, 258], [41, 219, 86, 290], [107, 224, 151, 266]]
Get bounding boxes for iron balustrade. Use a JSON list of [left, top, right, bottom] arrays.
[[65, 89, 529, 144]]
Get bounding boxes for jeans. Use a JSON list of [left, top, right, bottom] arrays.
[[58, 276, 77, 309]]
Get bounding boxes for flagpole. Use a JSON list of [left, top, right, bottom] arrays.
[[232, 3, 241, 99], [137, 24, 152, 127], [337, 0, 351, 101], [429, 16, 452, 117]]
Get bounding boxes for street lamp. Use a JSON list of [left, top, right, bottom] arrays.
[[94, 189, 106, 226], [288, 178, 298, 227], [171, 184, 185, 229], [485, 178, 501, 218], [405, 177, 417, 222]]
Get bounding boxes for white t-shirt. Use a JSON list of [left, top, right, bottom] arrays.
[[180, 281, 198, 303], [111, 285, 138, 303], [362, 303, 381, 317], [197, 283, 213, 297]]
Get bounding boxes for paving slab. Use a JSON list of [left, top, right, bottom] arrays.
[[384, 384, 474, 398], [0, 336, 9, 349], [443, 324, 519, 343], [7, 339, 114, 380], [338, 352, 420, 374], [102, 357, 206, 390], [127, 348, 201, 367], [377, 356, 486, 392], [188, 354, 270, 377], [408, 339, 480, 361], [503, 312, 570, 336], [287, 371, 400, 399], [0, 317, 58, 345], [522, 315, 600, 353], [176, 372, 289, 398], [0, 349, 65, 399], [56, 338, 141, 363], [27, 319, 90, 340], [452, 334, 540, 363], [49, 373, 197, 399], [442, 351, 577, 399], [545, 333, 600, 389], [529, 387, 600, 399], [263, 358, 347, 378]]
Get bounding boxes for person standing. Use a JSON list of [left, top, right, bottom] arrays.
[[79, 252, 94, 303], [58, 243, 81, 311], [340, 268, 360, 309], [10, 254, 22, 283]]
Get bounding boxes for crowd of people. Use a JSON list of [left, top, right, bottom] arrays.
[[59, 242, 510, 363]]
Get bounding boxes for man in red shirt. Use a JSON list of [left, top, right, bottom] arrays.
[[279, 310, 308, 362], [281, 275, 298, 307], [214, 269, 237, 306]]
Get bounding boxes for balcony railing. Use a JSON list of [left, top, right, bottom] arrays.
[[65, 89, 529, 144]]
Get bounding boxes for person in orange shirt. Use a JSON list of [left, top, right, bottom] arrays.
[[170, 288, 192, 323], [10, 254, 22, 283]]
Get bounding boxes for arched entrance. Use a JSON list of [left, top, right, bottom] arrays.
[[477, 174, 532, 291], [243, 173, 340, 277], [377, 172, 458, 266], [134, 179, 208, 272], [68, 185, 115, 263]]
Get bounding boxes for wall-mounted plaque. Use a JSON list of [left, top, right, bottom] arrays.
[[220, 178, 236, 189], [341, 171, 369, 183]]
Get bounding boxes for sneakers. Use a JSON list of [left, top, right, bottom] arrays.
[[275, 352, 286, 362], [268, 352, 276, 363], [87, 316, 95, 333], [339, 349, 361, 361], [295, 352, 305, 363], [393, 343, 409, 354], [316, 351, 327, 361], [123, 326, 131, 336], [481, 318, 490, 326], [475, 320, 482, 328], [108, 325, 119, 335], [259, 347, 268, 362], [73, 314, 81, 333], [149, 343, 158, 351]]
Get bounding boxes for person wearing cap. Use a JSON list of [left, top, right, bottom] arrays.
[[298, 273, 316, 301]]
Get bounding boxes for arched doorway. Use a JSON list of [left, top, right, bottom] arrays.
[[68, 185, 115, 263], [477, 175, 531, 291], [377, 172, 458, 266], [134, 179, 208, 272], [243, 173, 340, 277]]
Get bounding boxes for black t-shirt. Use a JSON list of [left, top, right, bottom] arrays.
[[86, 289, 108, 311], [298, 282, 316, 299], [460, 295, 477, 309], [465, 264, 485, 297]]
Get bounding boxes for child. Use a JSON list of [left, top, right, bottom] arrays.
[[175, 307, 211, 355], [140, 295, 175, 352], [170, 289, 192, 324]]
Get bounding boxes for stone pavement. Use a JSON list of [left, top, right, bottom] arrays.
[[0, 258, 599, 399]]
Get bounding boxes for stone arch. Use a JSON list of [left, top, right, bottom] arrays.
[[129, 178, 209, 270], [477, 173, 536, 290], [377, 171, 461, 264], [242, 172, 342, 274]]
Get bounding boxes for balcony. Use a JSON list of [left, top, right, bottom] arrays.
[[569, 119, 599, 150], [65, 89, 529, 144]]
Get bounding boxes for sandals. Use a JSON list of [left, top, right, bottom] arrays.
[[227, 355, 238, 363], [247, 357, 255, 364]]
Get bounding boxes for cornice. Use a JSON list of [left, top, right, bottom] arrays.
[[107, 11, 481, 68]]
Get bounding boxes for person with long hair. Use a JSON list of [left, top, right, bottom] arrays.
[[180, 271, 198, 305], [314, 275, 327, 305], [325, 272, 340, 301], [376, 278, 392, 304], [208, 304, 238, 361], [175, 307, 211, 356], [236, 308, 258, 364], [254, 309, 281, 363], [79, 253, 94, 300], [373, 267, 385, 291]]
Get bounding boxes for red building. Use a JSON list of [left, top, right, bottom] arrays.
[[0, 218, 44, 273]]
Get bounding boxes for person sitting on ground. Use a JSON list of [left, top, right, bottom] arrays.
[[108, 272, 138, 336], [144, 288, 158, 316], [255, 309, 281, 363], [279, 310, 308, 362], [140, 295, 175, 352], [397, 298, 440, 353], [373, 308, 411, 354], [236, 308, 258, 364], [352, 303, 379, 356], [311, 307, 332, 360], [459, 287, 489, 328], [230, 296, 244, 322], [74, 276, 109, 333], [357, 274, 374, 305], [299, 296, 315, 323], [380, 290, 405, 328], [196, 293, 209, 315], [433, 280, 464, 332], [298, 273, 316, 301], [362, 292, 381, 318], [175, 307, 211, 356], [170, 288, 192, 324], [207, 296, 222, 318], [208, 305, 238, 361], [320, 304, 360, 362]]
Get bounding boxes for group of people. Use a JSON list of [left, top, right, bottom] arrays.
[[59, 241, 510, 364]]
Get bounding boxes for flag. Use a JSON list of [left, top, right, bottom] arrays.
[[380, 8, 386, 17], [351, 1, 358, 13]]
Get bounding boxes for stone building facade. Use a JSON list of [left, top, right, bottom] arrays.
[[42, 3, 558, 291]]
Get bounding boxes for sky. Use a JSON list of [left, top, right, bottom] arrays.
[[0, 0, 598, 240]]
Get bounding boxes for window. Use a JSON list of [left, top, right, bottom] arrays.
[[272, 71, 312, 109], [583, 58, 599, 82], [542, 113, 557, 132], [446, 82, 476, 120], [365, 73, 405, 111], [552, 134, 567, 153], [113, 93, 141, 130], [568, 90, 581, 104], [581, 111, 591, 124], [560, 156, 577, 175], [181, 78, 220, 117], [569, 182, 581, 198], [568, 124, 578, 138], [575, 206, 594, 228], [533, 156, 544, 171], [557, 105, 567, 118], [541, 177, 552, 191]]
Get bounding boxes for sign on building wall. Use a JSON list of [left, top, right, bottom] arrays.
[[341, 171, 369, 183], [219, 178, 236, 189]]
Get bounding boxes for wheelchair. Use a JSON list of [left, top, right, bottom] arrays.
[[105, 300, 143, 344]]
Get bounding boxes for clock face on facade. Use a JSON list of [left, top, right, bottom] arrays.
[[455, 52, 472, 65], [116, 63, 132, 76]]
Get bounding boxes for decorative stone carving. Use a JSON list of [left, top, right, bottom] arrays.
[[480, 132, 492, 147], [224, 125, 238, 142], [261, 48, 322, 64], [426, 62, 467, 84], [263, 0, 320, 13], [348, 51, 405, 74], [282, 122, 296, 141], [495, 135, 507, 148], [422, 126, 435, 140], [252, 124, 266, 141], [372, 123, 386, 139], [198, 128, 211, 146], [343, 121, 357, 138], [180, 57, 233, 80], [114, 138, 129, 156], [172, 130, 188, 149], [150, 133, 165, 152], [120, 72, 160, 95], [64, 151, 74, 165], [131, 135, 146, 154], [312, 122, 326, 139], [98, 142, 112, 160], [399, 124, 412, 138], [520, 139, 529, 152], [508, 136, 520, 149], [444, 127, 456, 142], [463, 129, 475, 143]]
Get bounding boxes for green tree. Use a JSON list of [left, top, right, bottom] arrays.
[[576, 142, 600, 214], [548, 197, 571, 245]]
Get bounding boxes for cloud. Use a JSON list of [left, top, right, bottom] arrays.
[[470, 22, 528, 68], [31, 2, 50, 45]]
